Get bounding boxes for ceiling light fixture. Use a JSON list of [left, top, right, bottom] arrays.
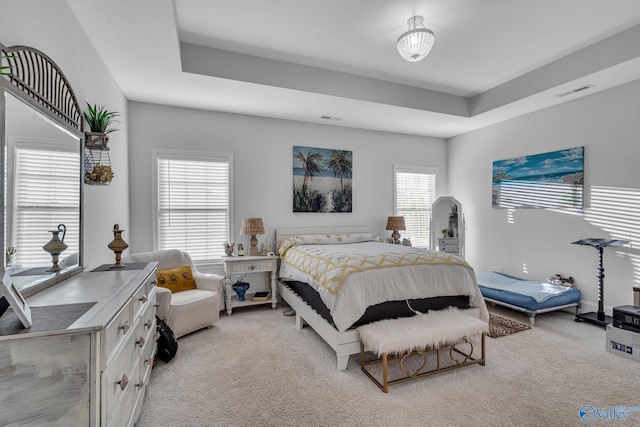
[[397, 15, 435, 62]]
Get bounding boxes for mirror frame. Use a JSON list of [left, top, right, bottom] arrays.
[[430, 196, 464, 259], [1, 43, 84, 297]]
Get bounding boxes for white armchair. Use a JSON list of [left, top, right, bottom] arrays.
[[122, 249, 224, 338]]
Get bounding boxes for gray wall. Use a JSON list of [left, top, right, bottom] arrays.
[[0, 0, 130, 269], [449, 79, 640, 313], [128, 101, 448, 258]]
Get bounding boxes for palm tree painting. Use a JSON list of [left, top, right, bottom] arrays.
[[293, 146, 352, 212]]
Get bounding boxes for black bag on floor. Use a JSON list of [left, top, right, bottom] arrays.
[[156, 315, 178, 362]]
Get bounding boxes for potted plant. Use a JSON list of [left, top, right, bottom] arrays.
[[83, 102, 120, 149]]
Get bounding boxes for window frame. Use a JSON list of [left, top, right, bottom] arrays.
[[152, 149, 234, 264], [393, 164, 437, 249]]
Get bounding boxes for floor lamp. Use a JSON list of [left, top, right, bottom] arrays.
[[572, 237, 631, 328]]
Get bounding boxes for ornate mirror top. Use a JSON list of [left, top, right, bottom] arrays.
[[1, 43, 83, 132]]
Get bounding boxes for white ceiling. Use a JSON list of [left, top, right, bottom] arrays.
[[65, 0, 640, 138]]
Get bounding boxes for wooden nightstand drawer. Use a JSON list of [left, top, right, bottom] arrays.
[[224, 257, 277, 274]]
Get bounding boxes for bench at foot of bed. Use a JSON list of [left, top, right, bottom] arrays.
[[357, 307, 488, 393]]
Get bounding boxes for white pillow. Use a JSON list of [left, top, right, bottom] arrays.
[[278, 233, 382, 255]]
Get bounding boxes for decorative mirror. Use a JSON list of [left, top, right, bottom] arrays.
[[1, 43, 83, 297], [430, 196, 464, 258]]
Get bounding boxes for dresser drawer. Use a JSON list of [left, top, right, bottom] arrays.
[[133, 276, 156, 320], [103, 327, 139, 426], [131, 348, 153, 427], [438, 238, 459, 246], [134, 321, 157, 417], [127, 321, 155, 427], [140, 319, 156, 379], [439, 243, 459, 250], [106, 360, 141, 427], [103, 299, 134, 364], [139, 291, 156, 340], [132, 284, 151, 320]]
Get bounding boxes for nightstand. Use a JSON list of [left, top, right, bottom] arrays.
[[222, 255, 278, 315]]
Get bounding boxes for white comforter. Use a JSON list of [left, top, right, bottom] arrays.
[[279, 241, 489, 332]]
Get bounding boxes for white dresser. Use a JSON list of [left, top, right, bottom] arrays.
[[437, 237, 460, 255], [0, 263, 157, 426]]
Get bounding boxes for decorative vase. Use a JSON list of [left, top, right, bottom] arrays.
[[108, 224, 129, 268], [232, 281, 250, 301], [43, 224, 67, 272]]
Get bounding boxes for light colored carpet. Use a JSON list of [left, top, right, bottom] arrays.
[[137, 305, 640, 427]]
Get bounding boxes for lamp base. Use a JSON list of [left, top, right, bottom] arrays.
[[392, 230, 401, 245], [249, 234, 259, 256]]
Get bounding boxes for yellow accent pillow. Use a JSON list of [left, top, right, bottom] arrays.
[[157, 264, 197, 293]]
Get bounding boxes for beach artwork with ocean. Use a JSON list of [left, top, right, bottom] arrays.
[[293, 146, 352, 213], [492, 147, 584, 209]]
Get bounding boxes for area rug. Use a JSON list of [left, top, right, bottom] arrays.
[[488, 313, 531, 338]]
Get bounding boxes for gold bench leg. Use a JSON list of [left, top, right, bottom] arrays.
[[382, 353, 388, 393]]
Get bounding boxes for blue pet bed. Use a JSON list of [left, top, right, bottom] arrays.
[[477, 271, 581, 326]]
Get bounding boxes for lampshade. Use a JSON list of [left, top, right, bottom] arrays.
[[386, 216, 406, 231], [240, 218, 265, 256], [397, 15, 435, 62], [240, 218, 265, 236]]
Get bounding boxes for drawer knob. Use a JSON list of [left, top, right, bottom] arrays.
[[119, 321, 130, 334], [117, 374, 129, 391], [139, 295, 148, 304], [151, 280, 157, 286], [249, 264, 256, 270], [137, 337, 145, 348], [145, 319, 153, 329], [136, 380, 144, 389]]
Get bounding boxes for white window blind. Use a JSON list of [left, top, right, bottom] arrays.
[[13, 146, 80, 267], [156, 151, 232, 262], [394, 165, 436, 249]]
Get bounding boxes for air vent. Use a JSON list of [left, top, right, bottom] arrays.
[[320, 115, 342, 121], [556, 84, 594, 98]]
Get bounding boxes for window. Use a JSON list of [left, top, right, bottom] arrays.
[[12, 143, 80, 267], [394, 165, 436, 249], [154, 150, 233, 262]]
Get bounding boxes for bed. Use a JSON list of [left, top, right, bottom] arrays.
[[476, 271, 582, 326], [276, 227, 489, 370]]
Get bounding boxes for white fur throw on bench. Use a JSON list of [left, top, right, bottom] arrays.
[[358, 307, 489, 356]]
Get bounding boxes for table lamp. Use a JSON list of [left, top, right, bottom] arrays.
[[386, 216, 406, 244], [240, 218, 265, 256]]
